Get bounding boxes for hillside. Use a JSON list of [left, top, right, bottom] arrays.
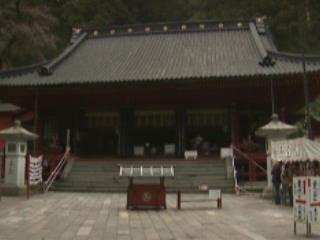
[[0, 0, 319, 69]]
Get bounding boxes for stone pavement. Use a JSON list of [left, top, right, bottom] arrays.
[[0, 192, 319, 240]]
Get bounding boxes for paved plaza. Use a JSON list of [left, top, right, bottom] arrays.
[[0, 192, 319, 240]]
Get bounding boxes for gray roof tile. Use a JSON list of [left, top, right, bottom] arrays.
[[1, 20, 320, 87]]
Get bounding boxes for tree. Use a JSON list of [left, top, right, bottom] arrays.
[[1, 0, 320, 69], [0, 0, 58, 69], [60, 0, 135, 28]]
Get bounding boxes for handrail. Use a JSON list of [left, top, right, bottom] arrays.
[[230, 145, 240, 194], [44, 147, 70, 192], [231, 145, 267, 174], [230, 144, 260, 195]]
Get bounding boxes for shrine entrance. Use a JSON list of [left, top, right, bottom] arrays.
[[132, 111, 176, 156], [76, 112, 119, 156], [186, 110, 230, 156]]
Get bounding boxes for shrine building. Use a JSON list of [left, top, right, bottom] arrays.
[[0, 18, 320, 159]]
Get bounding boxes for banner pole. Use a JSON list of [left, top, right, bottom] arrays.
[[26, 154, 30, 200]]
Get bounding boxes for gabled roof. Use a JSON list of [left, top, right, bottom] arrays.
[[1, 18, 320, 87]]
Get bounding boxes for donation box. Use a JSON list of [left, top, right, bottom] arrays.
[[119, 166, 174, 209]]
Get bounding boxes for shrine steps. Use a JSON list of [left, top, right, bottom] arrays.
[[51, 158, 235, 193], [238, 181, 267, 193]]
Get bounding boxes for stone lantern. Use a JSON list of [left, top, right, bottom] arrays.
[[0, 120, 38, 195], [255, 114, 297, 197]]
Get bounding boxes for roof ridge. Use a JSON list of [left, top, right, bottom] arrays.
[[39, 32, 88, 76], [0, 62, 46, 78], [248, 22, 275, 67], [81, 18, 260, 38], [82, 18, 256, 31], [268, 50, 320, 62]]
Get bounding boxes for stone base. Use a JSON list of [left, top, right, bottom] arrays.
[[261, 186, 273, 199], [1, 185, 27, 196]]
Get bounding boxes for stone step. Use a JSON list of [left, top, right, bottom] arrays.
[[66, 172, 226, 179], [51, 185, 235, 193], [52, 159, 234, 193], [71, 163, 226, 168], [64, 175, 226, 183], [69, 166, 226, 172], [55, 180, 234, 187], [238, 181, 267, 193]]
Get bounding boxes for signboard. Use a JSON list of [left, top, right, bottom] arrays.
[[220, 148, 232, 159], [293, 177, 320, 225], [307, 177, 320, 224], [293, 177, 307, 223], [28, 155, 43, 185], [209, 189, 221, 199]]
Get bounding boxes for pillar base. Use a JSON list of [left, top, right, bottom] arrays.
[[261, 186, 273, 199], [1, 185, 27, 196]]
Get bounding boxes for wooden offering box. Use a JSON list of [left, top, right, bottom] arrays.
[[119, 166, 174, 209]]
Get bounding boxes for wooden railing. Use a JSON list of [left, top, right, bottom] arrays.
[[43, 147, 70, 192], [231, 145, 267, 182]]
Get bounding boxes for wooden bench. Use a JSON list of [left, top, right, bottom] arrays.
[[176, 188, 222, 209]]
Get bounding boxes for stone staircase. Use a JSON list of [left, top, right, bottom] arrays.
[[51, 158, 235, 193], [238, 181, 267, 193]]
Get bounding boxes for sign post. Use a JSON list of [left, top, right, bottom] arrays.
[[293, 176, 320, 236]]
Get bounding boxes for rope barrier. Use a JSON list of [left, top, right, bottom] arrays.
[[44, 147, 70, 192], [232, 145, 267, 174]]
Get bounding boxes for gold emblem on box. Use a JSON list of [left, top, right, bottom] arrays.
[[142, 192, 152, 202]]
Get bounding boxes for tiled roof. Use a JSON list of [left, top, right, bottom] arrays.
[[1, 18, 320, 87]]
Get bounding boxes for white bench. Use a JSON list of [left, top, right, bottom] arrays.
[[184, 150, 198, 160]]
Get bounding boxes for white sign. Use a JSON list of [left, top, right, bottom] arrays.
[[29, 155, 43, 185], [220, 148, 232, 159], [271, 140, 306, 162], [184, 150, 197, 160], [293, 177, 320, 224], [293, 177, 307, 223], [308, 177, 320, 223], [209, 189, 221, 199]]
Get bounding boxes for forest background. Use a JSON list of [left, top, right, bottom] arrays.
[[0, 0, 319, 69]]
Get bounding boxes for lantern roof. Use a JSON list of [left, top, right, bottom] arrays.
[[255, 113, 297, 137], [0, 120, 38, 140]]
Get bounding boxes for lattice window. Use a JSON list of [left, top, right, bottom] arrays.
[[135, 111, 174, 128], [85, 112, 119, 128], [187, 110, 228, 127]]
